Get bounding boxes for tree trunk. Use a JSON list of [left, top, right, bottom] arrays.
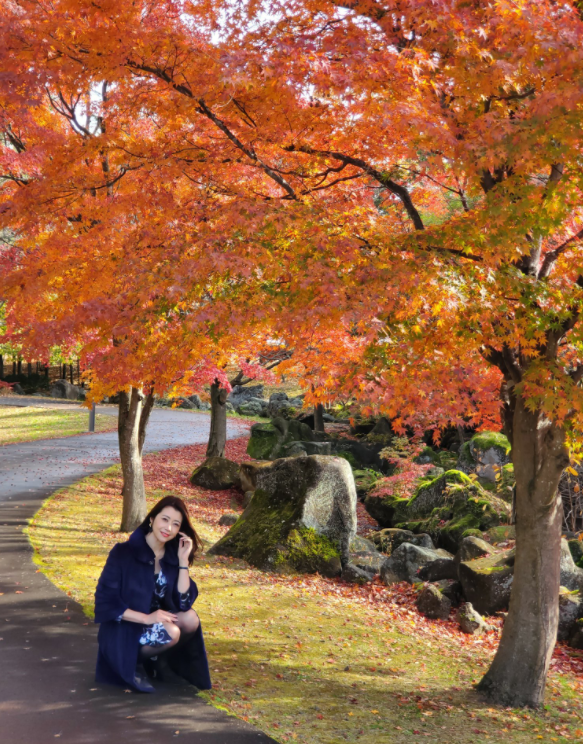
[[314, 403, 325, 433], [477, 397, 568, 707], [118, 387, 155, 532], [206, 380, 228, 458]]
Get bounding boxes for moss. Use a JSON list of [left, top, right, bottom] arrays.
[[279, 527, 341, 575], [210, 487, 300, 569], [337, 451, 359, 469], [394, 471, 510, 552], [471, 431, 511, 454], [246, 423, 281, 459]]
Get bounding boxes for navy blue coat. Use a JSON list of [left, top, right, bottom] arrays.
[[94, 526, 212, 693]]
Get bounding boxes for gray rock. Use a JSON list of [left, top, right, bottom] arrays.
[[229, 384, 265, 408], [269, 392, 288, 402], [49, 379, 85, 400], [457, 602, 491, 635], [349, 535, 386, 577], [456, 536, 493, 563], [458, 549, 514, 615], [242, 490, 254, 508], [225, 401, 235, 412], [342, 563, 374, 583], [371, 528, 434, 555], [12, 383, 25, 395], [267, 399, 295, 419], [380, 543, 449, 585], [560, 538, 583, 591], [417, 558, 458, 582], [190, 457, 241, 490], [237, 399, 264, 416], [281, 441, 332, 458], [209, 455, 357, 575], [189, 394, 203, 407], [247, 417, 314, 460], [323, 413, 336, 423], [416, 584, 451, 620], [179, 398, 198, 409], [219, 513, 240, 527], [558, 590, 582, 641]]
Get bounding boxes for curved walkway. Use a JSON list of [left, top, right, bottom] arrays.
[[0, 409, 275, 744]]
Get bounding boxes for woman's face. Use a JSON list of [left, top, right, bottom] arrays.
[[151, 506, 183, 544]]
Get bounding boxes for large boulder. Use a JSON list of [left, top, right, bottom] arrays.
[[50, 379, 86, 400], [456, 431, 511, 482], [380, 543, 452, 585], [416, 584, 451, 620], [458, 548, 514, 615], [190, 457, 241, 490], [246, 417, 314, 460], [365, 470, 511, 552], [208, 455, 357, 576]]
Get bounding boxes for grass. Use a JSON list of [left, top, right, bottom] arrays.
[[0, 405, 116, 444], [26, 439, 583, 744]]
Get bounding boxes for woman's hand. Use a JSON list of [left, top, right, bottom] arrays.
[[146, 609, 177, 625], [177, 531, 193, 566]]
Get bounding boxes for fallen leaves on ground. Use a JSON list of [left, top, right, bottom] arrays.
[[28, 435, 583, 744]]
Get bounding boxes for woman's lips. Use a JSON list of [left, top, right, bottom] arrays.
[[161, 532, 170, 538]]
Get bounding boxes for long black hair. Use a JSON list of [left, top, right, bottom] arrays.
[[139, 496, 203, 566]]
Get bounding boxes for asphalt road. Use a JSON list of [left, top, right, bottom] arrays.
[[0, 404, 275, 744]]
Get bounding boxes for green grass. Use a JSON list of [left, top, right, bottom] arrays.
[[0, 406, 116, 444], [27, 465, 583, 744]]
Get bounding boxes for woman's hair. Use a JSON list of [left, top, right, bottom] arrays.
[[139, 496, 203, 565]]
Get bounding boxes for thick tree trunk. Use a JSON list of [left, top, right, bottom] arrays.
[[314, 403, 325, 433], [206, 380, 228, 458], [118, 387, 155, 532], [477, 397, 568, 707]]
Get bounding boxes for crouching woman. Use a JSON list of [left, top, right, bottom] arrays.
[[94, 495, 212, 693]]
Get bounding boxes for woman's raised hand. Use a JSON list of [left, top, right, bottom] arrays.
[[147, 609, 177, 625], [177, 531, 193, 565]]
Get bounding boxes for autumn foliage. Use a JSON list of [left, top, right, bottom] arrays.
[[2, 0, 583, 708]]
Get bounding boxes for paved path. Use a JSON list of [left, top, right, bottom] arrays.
[[0, 407, 275, 744]]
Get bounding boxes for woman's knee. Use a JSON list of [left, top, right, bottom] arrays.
[[162, 621, 181, 645], [176, 609, 199, 634]]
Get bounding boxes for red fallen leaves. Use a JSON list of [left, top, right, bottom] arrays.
[[134, 435, 583, 685]]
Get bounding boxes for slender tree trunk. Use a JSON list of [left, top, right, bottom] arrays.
[[314, 403, 325, 433], [118, 387, 155, 532], [477, 397, 568, 707], [206, 380, 228, 458], [0, 354, 3, 380]]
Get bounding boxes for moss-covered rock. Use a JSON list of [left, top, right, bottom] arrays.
[[458, 549, 515, 615], [365, 469, 511, 552], [190, 457, 241, 490], [370, 528, 433, 555], [246, 417, 314, 460], [247, 423, 282, 459], [208, 455, 356, 576], [457, 431, 511, 483]]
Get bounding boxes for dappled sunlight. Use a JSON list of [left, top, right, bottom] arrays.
[[29, 438, 583, 744]]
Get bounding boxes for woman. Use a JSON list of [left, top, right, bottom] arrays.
[[94, 495, 212, 693]]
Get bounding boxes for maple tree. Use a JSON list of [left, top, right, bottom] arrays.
[[2, 0, 583, 709]]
